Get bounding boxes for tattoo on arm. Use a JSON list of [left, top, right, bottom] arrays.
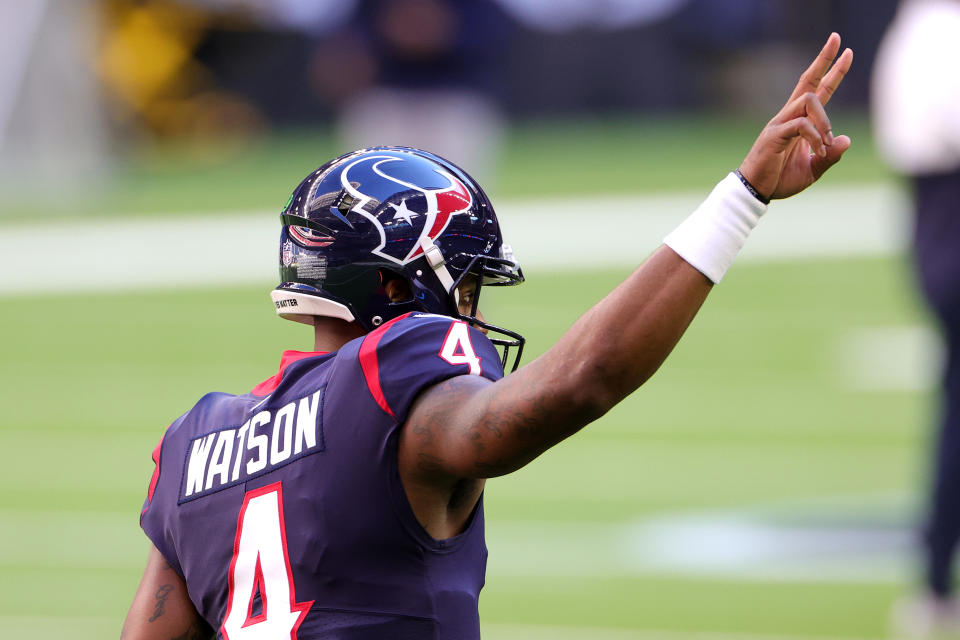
[[468, 387, 567, 475], [149, 584, 174, 622], [410, 375, 575, 478]]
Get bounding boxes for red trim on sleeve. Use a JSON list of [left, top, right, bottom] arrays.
[[252, 350, 327, 397], [358, 313, 415, 419], [141, 432, 165, 516]]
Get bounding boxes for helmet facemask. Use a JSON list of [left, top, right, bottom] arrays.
[[447, 251, 525, 372]]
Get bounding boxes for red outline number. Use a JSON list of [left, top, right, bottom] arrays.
[[439, 321, 482, 375], [221, 483, 313, 639]]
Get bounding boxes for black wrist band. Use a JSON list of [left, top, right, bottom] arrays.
[[734, 169, 770, 205]]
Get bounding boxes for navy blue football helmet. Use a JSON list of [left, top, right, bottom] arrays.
[[271, 146, 525, 370]]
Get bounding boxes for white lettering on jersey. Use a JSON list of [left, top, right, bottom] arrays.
[[180, 389, 325, 501], [206, 429, 236, 490], [231, 420, 250, 482], [246, 411, 271, 475], [270, 402, 295, 465], [295, 390, 321, 454], [439, 321, 482, 375], [185, 434, 216, 497]]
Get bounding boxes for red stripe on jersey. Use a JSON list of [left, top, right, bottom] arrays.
[[141, 433, 165, 516], [358, 313, 414, 419], [252, 350, 327, 397]]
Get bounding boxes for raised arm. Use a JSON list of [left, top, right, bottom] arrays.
[[400, 34, 853, 482]]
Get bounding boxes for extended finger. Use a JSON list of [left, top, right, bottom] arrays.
[[775, 92, 833, 145], [787, 33, 842, 104], [816, 47, 853, 106], [774, 117, 827, 157]]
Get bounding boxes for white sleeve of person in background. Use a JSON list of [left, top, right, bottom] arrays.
[[872, 0, 960, 174], [663, 172, 767, 284]]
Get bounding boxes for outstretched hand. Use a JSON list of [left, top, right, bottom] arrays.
[[739, 33, 853, 201]]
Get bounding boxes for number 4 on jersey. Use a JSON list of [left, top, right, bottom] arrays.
[[222, 483, 313, 639], [439, 321, 482, 375]]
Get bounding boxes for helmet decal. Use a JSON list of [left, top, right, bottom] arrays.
[[339, 155, 473, 265]]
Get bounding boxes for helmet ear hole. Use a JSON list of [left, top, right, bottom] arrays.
[[382, 271, 413, 303]]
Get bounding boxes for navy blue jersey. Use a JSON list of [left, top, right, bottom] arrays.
[[140, 313, 504, 639]]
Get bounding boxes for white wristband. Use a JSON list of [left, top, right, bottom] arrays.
[[663, 172, 768, 283]]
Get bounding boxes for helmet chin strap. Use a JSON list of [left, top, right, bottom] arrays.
[[421, 239, 458, 304]]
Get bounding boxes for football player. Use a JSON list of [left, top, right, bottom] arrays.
[[874, 1, 960, 633], [123, 34, 852, 640]]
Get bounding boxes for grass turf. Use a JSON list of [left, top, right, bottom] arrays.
[[0, 254, 932, 638]]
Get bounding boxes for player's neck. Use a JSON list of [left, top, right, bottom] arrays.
[[312, 317, 367, 352]]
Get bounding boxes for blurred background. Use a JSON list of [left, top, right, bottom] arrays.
[[0, 0, 948, 638]]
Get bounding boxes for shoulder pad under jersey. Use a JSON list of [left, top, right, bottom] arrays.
[[356, 312, 503, 423]]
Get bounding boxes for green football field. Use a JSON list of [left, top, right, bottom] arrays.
[[0, 115, 936, 638], [0, 255, 933, 639]]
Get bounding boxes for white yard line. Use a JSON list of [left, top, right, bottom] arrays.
[[834, 326, 942, 392], [484, 496, 914, 585], [2, 492, 912, 583], [481, 624, 883, 640], [0, 182, 909, 296]]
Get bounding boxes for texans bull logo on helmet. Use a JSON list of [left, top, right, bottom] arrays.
[[290, 153, 475, 265], [342, 154, 474, 265]]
